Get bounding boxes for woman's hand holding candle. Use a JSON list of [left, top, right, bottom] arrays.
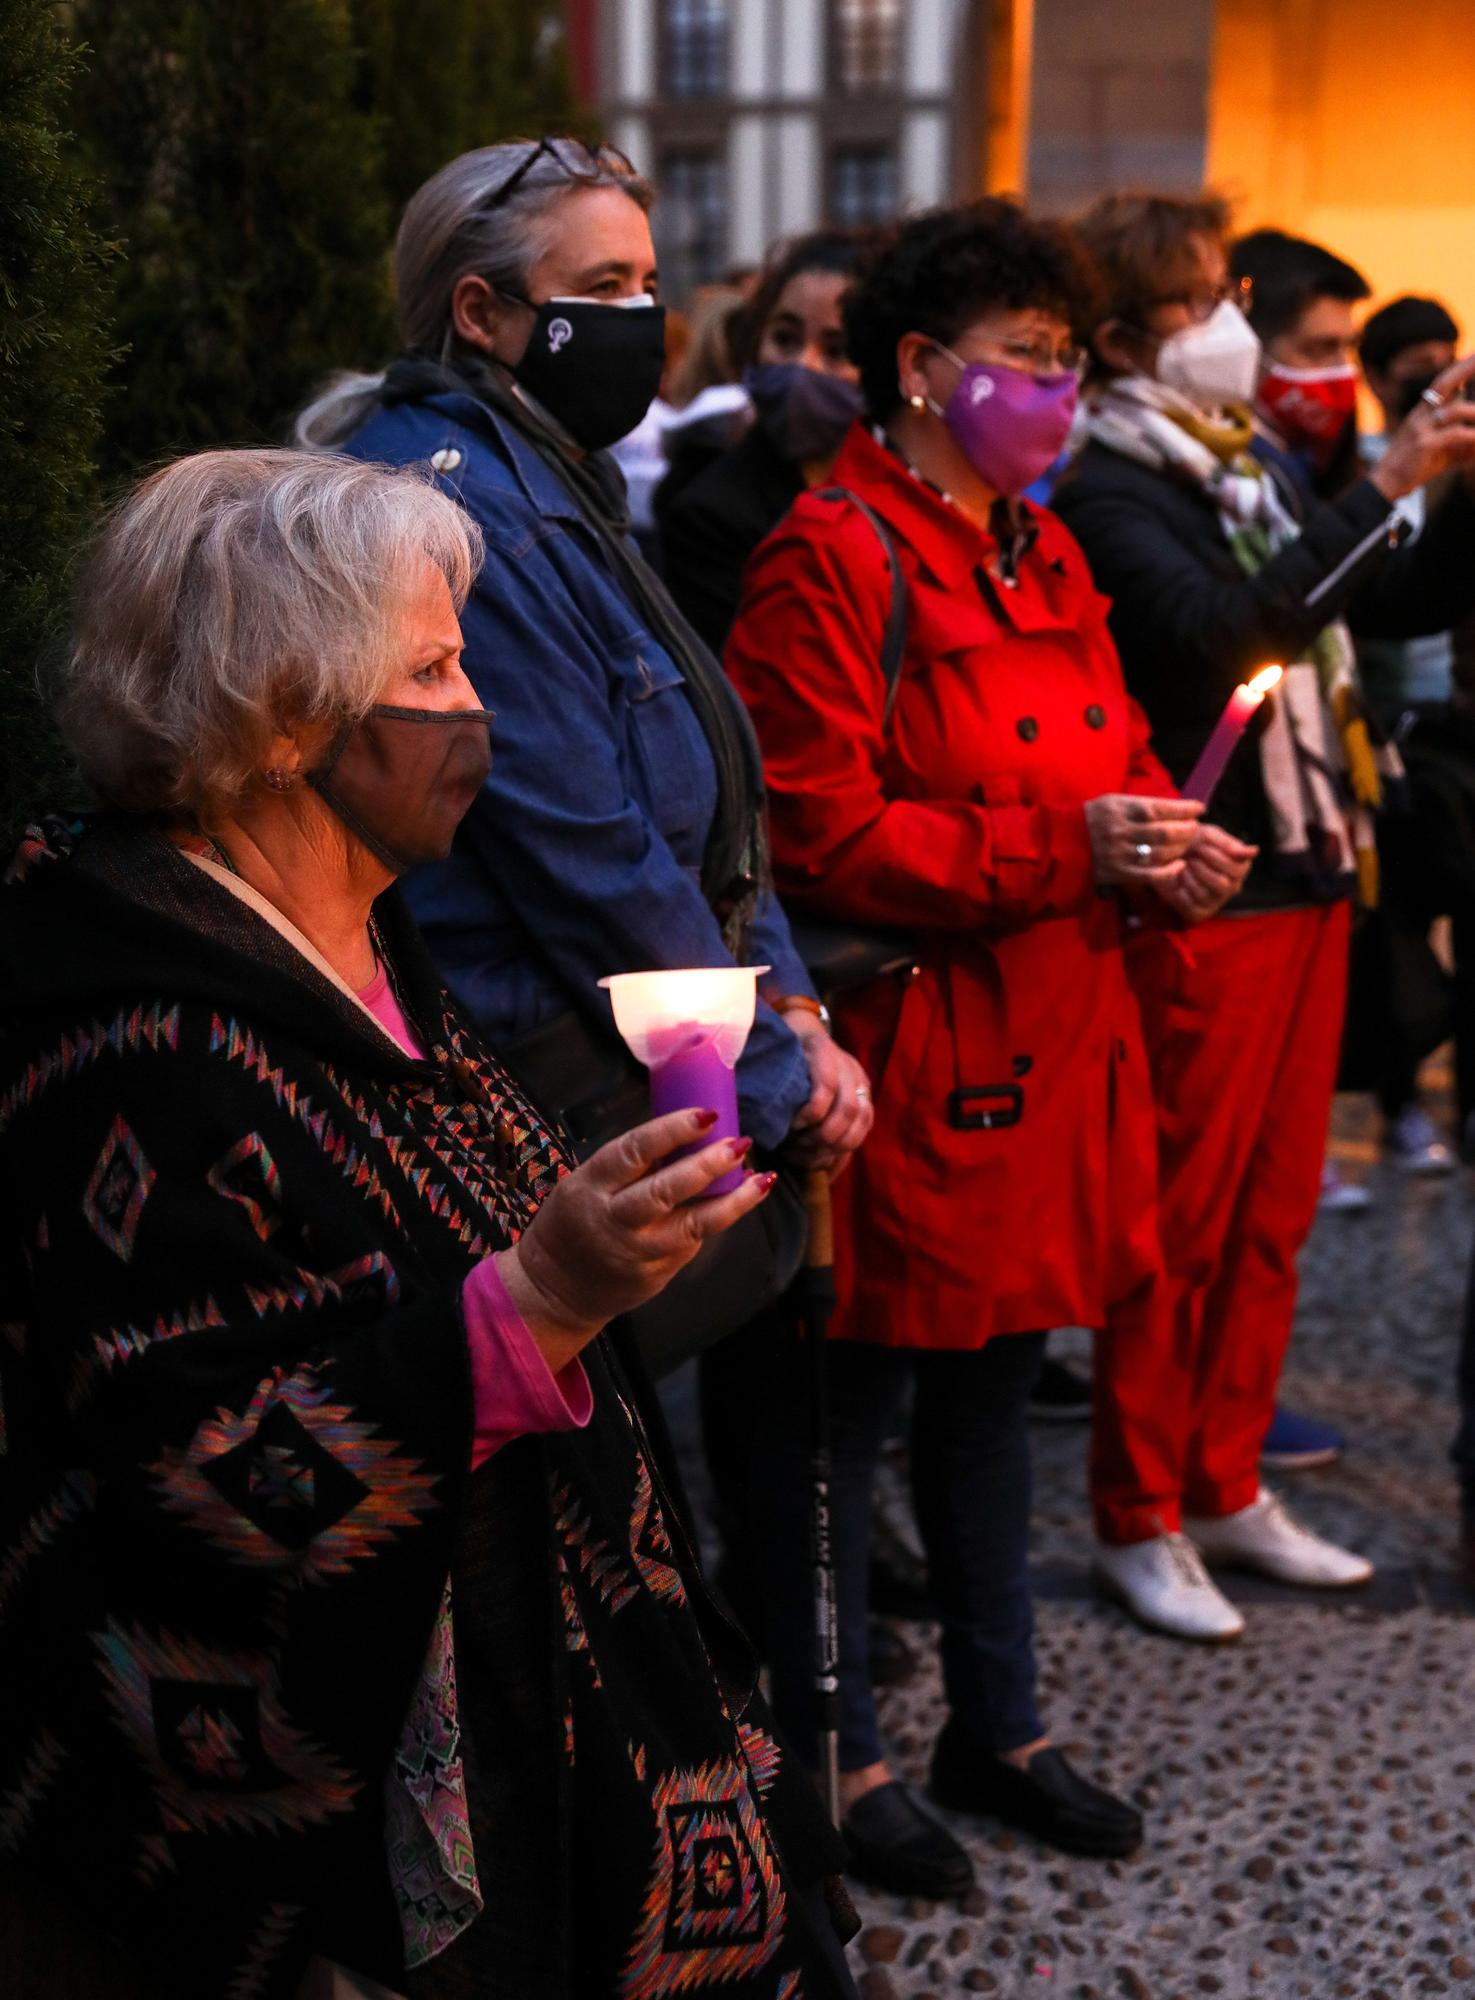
[[1159, 822, 1259, 924], [1084, 792, 1205, 888], [497, 1108, 775, 1371]]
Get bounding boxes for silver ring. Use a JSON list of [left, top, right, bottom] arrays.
[[1134, 842, 1153, 862], [854, 1087, 872, 1104], [1421, 386, 1446, 410]]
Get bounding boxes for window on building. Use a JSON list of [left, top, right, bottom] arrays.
[[829, 146, 897, 226], [834, 0, 903, 93], [657, 151, 728, 298], [664, 0, 728, 99]]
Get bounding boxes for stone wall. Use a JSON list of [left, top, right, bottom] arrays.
[[1025, 0, 1216, 216]]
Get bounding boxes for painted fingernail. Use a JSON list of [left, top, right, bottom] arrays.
[[755, 1171, 778, 1194], [727, 1136, 754, 1159], [693, 1108, 720, 1129]]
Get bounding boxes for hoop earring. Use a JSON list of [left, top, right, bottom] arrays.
[[264, 767, 297, 793]]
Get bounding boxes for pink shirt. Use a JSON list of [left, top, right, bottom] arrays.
[[356, 961, 592, 1467], [356, 962, 428, 1061]]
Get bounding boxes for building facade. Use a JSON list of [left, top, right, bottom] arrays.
[[563, 1, 1475, 346], [571, 0, 980, 295]]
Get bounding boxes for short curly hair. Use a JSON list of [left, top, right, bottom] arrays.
[[844, 199, 1099, 422]]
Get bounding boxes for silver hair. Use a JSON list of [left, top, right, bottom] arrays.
[[60, 448, 483, 814], [295, 140, 655, 450]]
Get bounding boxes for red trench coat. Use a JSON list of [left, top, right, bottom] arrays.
[[727, 425, 1172, 1349]]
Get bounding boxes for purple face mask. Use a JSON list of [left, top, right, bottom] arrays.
[[929, 347, 1078, 497]]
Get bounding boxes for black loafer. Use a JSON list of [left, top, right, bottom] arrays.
[[841, 1780, 976, 1899], [929, 1721, 1143, 1859]]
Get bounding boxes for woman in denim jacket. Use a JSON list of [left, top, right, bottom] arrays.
[[299, 140, 872, 1178]]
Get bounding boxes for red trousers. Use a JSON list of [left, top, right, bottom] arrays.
[[1092, 902, 1352, 1543]]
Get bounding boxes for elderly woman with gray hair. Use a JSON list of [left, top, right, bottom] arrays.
[[0, 450, 857, 2000]]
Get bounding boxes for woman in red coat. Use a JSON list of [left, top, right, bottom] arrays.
[[727, 204, 1251, 1896]]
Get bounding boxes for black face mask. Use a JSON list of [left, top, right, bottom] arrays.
[[744, 362, 864, 463], [509, 295, 668, 452], [1394, 369, 1442, 420], [308, 705, 493, 874]]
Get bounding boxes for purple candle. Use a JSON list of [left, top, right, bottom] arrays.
[[647, 1022, 744, 1193], [1181, 664, 1283, 805], [599, 966, 769, 1200]]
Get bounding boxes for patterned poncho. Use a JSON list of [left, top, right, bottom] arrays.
[[0, 816, 847, 2000]]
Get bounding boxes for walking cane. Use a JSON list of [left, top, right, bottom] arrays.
[[797, 1168, 842, 1825]]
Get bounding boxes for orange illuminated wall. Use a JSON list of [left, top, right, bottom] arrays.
[[1207, 0, 1475, 356]]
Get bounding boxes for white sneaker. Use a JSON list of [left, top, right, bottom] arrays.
[[1386, 1105, 1455, 1176], [1184, 1487, 1373, 1589], [1093, 1533, 1246, 1643]]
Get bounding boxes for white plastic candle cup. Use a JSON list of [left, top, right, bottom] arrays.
[[599, 967, 770, 1195]]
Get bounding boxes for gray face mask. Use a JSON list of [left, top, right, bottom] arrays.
[[308, 705, 493, 874]]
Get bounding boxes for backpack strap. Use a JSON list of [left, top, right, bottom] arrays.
[[814, 487, 910, 733]]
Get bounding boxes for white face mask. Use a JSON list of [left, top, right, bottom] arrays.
[[1154, 300, 1263, 410]]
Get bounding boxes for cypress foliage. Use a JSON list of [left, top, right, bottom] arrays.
[[70, 0, 397, 474], [351, 0, 588, 214], [0, 0, 115, 836]]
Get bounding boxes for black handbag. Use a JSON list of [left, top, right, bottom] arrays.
[[783, 489, 917, 1002]]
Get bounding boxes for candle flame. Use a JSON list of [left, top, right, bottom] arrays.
[[1247, 664, 1283, 699]]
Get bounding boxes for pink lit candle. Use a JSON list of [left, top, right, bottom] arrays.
[[599, 967, 769, 1194], [1181, 665, 1284, 805]]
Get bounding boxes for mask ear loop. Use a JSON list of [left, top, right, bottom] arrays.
[[919, 338, 965, 421], [304, 715, 409, 876]]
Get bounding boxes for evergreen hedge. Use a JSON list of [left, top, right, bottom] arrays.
[[0, 0, 588, 835], [0, 0, 115, 836]]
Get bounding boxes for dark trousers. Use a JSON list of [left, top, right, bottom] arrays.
[[747, 1331, 1047, 1772], [1454, 1237, 1475, 1517]]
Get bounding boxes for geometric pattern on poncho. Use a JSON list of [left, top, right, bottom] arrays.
[[82, 1114, 156, 1261], [148, 1362, 440, 1581], [90, 1616, 359, 1882], [618, 1742, 787, 1996]]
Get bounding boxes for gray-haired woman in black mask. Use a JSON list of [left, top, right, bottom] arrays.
[[297, 140, 872, 1198]]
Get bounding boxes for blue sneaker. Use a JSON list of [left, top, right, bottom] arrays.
[[1260, 1406, 1345, 1471]]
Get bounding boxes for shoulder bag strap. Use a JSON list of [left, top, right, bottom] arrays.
[[814, 487, 910, 731]]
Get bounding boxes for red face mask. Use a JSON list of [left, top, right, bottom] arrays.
[[1256, 362, 1359, 473]]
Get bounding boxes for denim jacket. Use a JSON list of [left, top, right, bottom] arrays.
[[343, 387, 813, 1148]]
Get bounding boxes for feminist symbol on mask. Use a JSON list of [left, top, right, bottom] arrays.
[[969, 375, 996, 405], [548, 317, 574, 353]]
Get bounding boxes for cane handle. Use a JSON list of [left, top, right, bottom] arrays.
[[803, 1169, 835, 1271]]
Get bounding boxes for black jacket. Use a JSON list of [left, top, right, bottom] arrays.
[[657, 423, 805, 656], [1053, 442, 1475, 907]]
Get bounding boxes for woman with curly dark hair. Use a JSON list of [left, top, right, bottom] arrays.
[[726, 201, 1246, 1895]]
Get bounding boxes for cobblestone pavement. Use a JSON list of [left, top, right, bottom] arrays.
[[666, 1076, 1475, 1999]]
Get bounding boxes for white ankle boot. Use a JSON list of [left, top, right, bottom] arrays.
[[1093, 1532, 1246, 1642], [1184, 1487, 1373, 1589]]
